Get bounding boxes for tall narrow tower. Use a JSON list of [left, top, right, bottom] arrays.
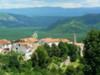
[[32, 32, 38, 39], [73, 33, 77, 44]]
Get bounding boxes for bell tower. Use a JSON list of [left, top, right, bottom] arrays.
[[73, 33, 77, 44], [32, 32, 38, 39]]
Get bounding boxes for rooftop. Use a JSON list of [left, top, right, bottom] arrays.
[[0, 39, 11, 45], [40, 38, 70, 43], [15, 37, 38, 43]]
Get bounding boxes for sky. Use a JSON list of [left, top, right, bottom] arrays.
[[0, 0, 100, 9]]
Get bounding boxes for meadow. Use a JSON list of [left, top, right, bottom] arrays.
[[0, 27, 86, 42]]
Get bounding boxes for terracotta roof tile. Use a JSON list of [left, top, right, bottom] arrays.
[[41, 38, 70, 43], [0, 39, 11, 45], [19, 37, 38, 43]]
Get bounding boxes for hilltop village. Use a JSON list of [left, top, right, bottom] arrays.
[[0, 33, 84, 60]]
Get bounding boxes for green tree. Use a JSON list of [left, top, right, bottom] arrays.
[[31, 46, 49, 68], [58, 42, 68, 57], [44, 43, 52, 57], [0, 52, 25, 73], [65, 66, 76, 75], [84, 30, 100, 75], [51, 44, 61, 57], [67, 44, 79, 62], [65, 65, 84, 75]]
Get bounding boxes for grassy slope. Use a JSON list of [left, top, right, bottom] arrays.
[[0, 27, 86, 42], [0, 28, 38, 40]]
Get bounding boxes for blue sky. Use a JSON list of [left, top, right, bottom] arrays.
[[0, 0, 100, 9]]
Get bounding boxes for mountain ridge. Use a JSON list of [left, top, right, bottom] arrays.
[[0, 12, 100, 40], [48, 13, 100, 33], [0, 13, 66, 28], [0, 7, 100, 17]]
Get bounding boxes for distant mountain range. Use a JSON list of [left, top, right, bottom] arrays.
[[0, 7, 100, 17], [0, 12, 100, 32], [49, 14, 100, 34], [0, 12, 100, 29], [0, 7, 100, 40], [0, 13, 66, 28]]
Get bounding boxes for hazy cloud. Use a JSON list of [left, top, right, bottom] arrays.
[[0, 0, 100, 9]]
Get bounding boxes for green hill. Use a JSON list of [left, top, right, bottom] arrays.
[[46, 14, 100, 41], [49, 14, 100, 33], [0, 13, 66, 28], [0, 13, 100, 41]]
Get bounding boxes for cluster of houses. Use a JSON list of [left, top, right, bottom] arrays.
[[0, 36, 84, 60]]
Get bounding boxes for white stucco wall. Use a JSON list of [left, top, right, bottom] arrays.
[[48, 42, 59, 47], [12, 43, 29, 54], [0, 44, 12, 50]]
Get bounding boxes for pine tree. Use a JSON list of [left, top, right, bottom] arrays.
[[84, 30, 100, 75]]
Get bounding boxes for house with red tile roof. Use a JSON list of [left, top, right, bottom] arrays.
[[20, 37, 38, 43], [12, 37, 39, 60], [0, 39, 12, 53], [39, 38, 70, 46], [40, 37, 84, 57], [12, 37, 38, 53]]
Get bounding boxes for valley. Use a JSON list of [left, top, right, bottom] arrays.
[[0, 2, 100, 75], [0, 13, 100, 41]]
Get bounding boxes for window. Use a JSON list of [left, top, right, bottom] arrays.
[[16, 48, 18, 50], [18, 44, 20, 47]]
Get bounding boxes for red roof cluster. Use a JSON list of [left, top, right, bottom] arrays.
[[41, 38, 70, 43], [19, 37, 38, 43], [0, 39, 11, 45]]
